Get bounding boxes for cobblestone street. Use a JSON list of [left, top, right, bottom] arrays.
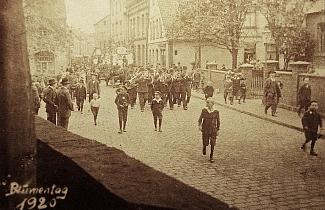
[[40, 84, 325, 210]]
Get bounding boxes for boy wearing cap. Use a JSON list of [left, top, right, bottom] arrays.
[[301, 100, 323, 156], [115, 85, 130, 133], [198, 97, 220, 163], [151, 91, 164, 132]]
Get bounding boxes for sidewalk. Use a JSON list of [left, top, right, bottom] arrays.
[[192, 90, 304, 132]]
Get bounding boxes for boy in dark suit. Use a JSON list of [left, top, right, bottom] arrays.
[[151, 91, 164, 132], [115, 85, 130, 134], [301, 101, 323, 156], [198, 97, 220, 163]]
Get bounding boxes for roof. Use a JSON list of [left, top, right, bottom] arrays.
[[157, 0, 181, 32], [94, 15, 110, 26], [306, 0, 325, 14]]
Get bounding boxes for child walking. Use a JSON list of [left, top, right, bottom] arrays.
[[301, 100, 323, 156], [198, 97, 220, 163], [115, 85, 130, 134], [90, 93, 100, 125], [151, 91, 164, 132]]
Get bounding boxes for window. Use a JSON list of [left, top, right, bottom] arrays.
[[317, 22, 325, 53], [174, 50, 178, 55], [265, 43, 276, 60]]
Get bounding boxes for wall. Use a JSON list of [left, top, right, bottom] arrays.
[[299, 73, 325, 113], [200, 69, 226, 93], [173, 42, 232, 70], [276, 71, 296, 110]]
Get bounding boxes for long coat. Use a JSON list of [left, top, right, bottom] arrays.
[[298, 84, 311, 106], [43, 86, 57, 113], [264, 78, 281, 106], [56, 86, 74, 118], [87, 79, 100, 95]]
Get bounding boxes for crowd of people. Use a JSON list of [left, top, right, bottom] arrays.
[[30, 61, 323, 162]]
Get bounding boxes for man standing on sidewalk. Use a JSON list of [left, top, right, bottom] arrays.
[[264, 72, 281, 117], [56, 78, 74, 129], [43, 79, 58, 125], [297, 77, 312, 117]]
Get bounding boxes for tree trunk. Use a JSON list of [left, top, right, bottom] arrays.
[[231, 48, 238, 70], [0, 0, 36, 209]]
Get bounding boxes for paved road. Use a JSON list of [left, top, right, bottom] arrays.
[[39, 84, 325, 210]]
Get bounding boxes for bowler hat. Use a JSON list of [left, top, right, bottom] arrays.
[[61, 78, 70, 85], [48, 79, 56, 85], [154, 91, 161, 95]]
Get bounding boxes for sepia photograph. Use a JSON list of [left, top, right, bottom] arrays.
[[0, 0, 325, 209]]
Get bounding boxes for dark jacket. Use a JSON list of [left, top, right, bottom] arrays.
[[115, 93, 130, 109], [75, 85, 87, 100], [43, 86, 57, 113], [136, 78, 150, 93], [198, 108, 220, 134], [302, 110, 322, 133], [87, 79, 100, 95], [298, 84, 311, 105], [56, 86, 74, 118], [151, 98, 164, 113]]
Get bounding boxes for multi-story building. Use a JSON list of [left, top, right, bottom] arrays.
[[126, 0, 149, 66], [94, 15, 111, 56], [71, 28, 95, 58], [110, 0, 128, 44], [148, 0, 234, 70], [24, 0, 70, 76], [305, 0, 325, 72]]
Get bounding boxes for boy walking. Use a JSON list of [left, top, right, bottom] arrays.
[[115, 85, 130, 134], [151, 91, 164, 132], [301, 101, 323, 156], [90, 93, 100, 125], [198, 97, 220, 163]]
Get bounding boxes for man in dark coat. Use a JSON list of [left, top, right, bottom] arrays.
[[56, 78, 74, 129], [264, 72, 281, 116], [75, 79, 87, 113], [87, 73, 100, 102], [135, 73, 150, 112], [43, 79, 58, 125], [297, 77, 312, 117]]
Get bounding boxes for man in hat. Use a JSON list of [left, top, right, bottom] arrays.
[[56, 78, 74, 129], [87, 73, 100, 102], [75, 79, 87, 113], [43, 79, 58, 125], [135, 72, 151, 112], [264, 71, 281, 116]]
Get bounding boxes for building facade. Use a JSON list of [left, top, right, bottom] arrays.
[[126, 0, 149, 66], [305, 0, 325, 72], [24, 0, 70, 76], [94, 15, 111, 56]]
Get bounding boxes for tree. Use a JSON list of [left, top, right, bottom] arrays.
[[169, 0, 254, 69], [260, 0, 316, 70]]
